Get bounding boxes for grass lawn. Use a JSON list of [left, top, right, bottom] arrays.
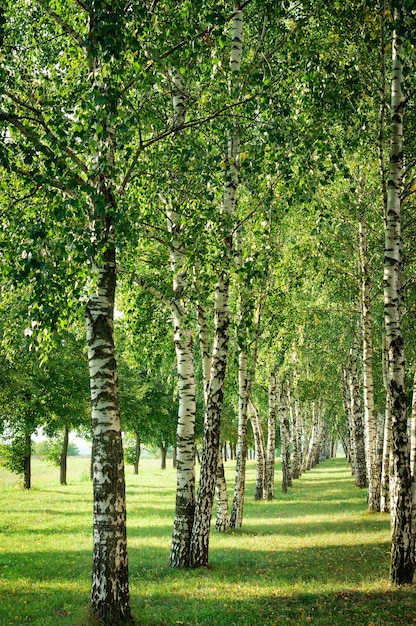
[[0, 455, 415, 625]]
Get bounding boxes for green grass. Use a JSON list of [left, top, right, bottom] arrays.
[[1, 456, 415, 625]]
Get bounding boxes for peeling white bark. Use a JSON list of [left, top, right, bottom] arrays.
[[359, 214, 381, 510], [384, 6, 413, 585]]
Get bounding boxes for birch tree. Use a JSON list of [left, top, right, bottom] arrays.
[[278, 379, 292, 492], [359, 211, 381, 509], [384, 1, 413, 586], [264, 371, 277, 499], [189, 2, 244, 568], [166, 69, 198, 569]]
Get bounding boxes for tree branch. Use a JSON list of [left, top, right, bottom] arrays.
[[35, 0, 86, 48], [118, 98, 251, 194], [132, 276, 172, 308], [1, 101, 89, 177]]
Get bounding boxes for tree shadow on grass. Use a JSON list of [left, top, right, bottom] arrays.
[[131, 586, 416, 625]]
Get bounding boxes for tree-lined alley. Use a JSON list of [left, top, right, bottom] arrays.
[[1, 1, 416, 624]]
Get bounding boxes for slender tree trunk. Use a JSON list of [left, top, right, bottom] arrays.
[[229, 349, 249, 526], [215, 447, 229, 531], [212, 3, 244, 535], [249, 399, 266, 500], [378, 6, 391, 515], [278, 380, 292, 491], [291, 382, 302, 480], [168, 290, 197, 565], [160, 446, 167, 470], [305, 402, 323, 471], [90, 441, 94, 481], [342, 366, 356, 477], [301, 411, 312, 475], [23, 434, 31, 490], [384, 5, 413, 585], [265, 372, 277, 500], [348, 334, 368, 488], [359, 213, 381, 510], [133, 432, 141, 475], [380, 392, 392, 512], [162, 69, 197, 568], [60, 427, 69, 486], [230, 288, 263, 525]]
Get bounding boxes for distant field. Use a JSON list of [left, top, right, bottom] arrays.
[[0, 456, 415, 625]]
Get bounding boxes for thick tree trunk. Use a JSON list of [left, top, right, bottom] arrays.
[[265, 372, 277, 500], [359, 214, 381, 510], [23, 434, 31, 490], [410, 370, 416, 479], [410, 370, 416, 560], [86, 251, 132, 624], [190, 274, 230, 567], [60, 427, 69, 486], [384, 6, 413, 586], [85, 9, 132, 619], [196, 302, 229, 534]]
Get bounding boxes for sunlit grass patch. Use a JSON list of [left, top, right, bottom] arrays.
[[1, 456, 415, 625]]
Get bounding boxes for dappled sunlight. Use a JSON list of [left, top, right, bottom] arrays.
[[1, 456, 414, 625]]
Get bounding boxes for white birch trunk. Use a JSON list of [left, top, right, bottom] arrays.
[[87, 253, 131, 623], [278, 380, 292, 491], [380, 333, 393, 513], [380, 401, 392, 513], [265, 371, 277, 500], [249, 398, 266, 500], [196, 301, 229, 532], [384, 6, 413, 585], [348, 335, 368, 488], [190, 274, 230, 567], [85, 14, 132, 615], [229, 349, 249, 526], [292, 383, 303, 480], [190, 6, 243, 564], [342, 366, 356, 477], [359, 214, 381, 510], [305, 402, 320, 471], [169, 302, 196, 566], [215, 447, 229, 532], [167, 70, 197, 568], [301, 410, 312, 475], [411, 370, 416, 565], [410, 369, 416, 478]]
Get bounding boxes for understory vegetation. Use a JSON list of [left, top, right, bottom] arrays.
[[1, 456, 415, 626]]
